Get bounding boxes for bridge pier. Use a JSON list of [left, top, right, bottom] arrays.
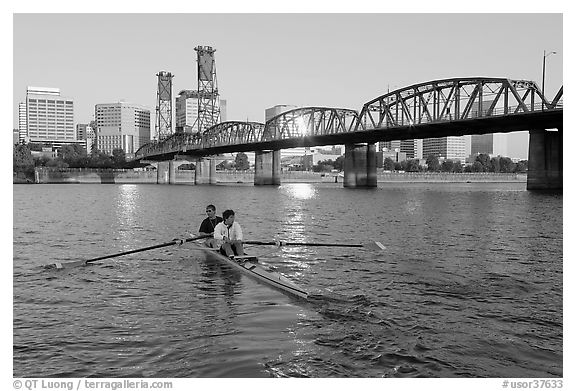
[[254, 150, 280, 186], [527, 128, 562, 190], [195, 158, 217, 185], [156, 161, 170, 184], [343, 143, 377, 188]]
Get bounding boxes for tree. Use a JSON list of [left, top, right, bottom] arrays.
[[405, 159, 422, 172], [499, 157, 515, 173], [60, 144, 87, 167], [490, 157, 500, 173], [471, 161, 484, 172], [452, 160, 463, 173], [333, 156, 345, 171], [313, 159, 335, 172], [235, 152, 250, 170], [426, 154, 440, 172], [514, 160, 528, 173], [46, 158, 69, 168], [383, 157, 395, 171], [475, 154, 491, 172], [88, 150, 113, 168], [112, 148, 126, 168], [13, 144, 35, 176], [441, 160, 455, 172]]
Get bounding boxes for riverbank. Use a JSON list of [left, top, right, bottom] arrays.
[[15, 168, 527, 184]]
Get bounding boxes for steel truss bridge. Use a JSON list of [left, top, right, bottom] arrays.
[[135, 77, 563, 161]]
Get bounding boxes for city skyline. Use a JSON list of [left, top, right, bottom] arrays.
[[13, 13, 563, 159]]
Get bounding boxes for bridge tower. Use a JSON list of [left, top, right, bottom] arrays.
[[194, 46, 221, 133], [155, 71, 174, 141]]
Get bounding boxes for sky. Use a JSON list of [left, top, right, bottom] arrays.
[[12, 12, 563, 159]]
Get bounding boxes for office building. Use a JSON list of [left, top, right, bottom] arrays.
[[13, 129, 19, 145], [76, 123, 95, 152], [18, 102, 27, 142], [219, 99, 227, 122], [471, 134, 493, 155], [423, 136, 467, 162], [175, 90, 225, 133], [468, 133, 508, 159], [175, 90, 200, 133], [76, 123, 92, 140], [25, 86, 75, 144], [95, 102, 150, 157]]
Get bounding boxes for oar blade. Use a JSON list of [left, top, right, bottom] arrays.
[[363, 241, 387, 252], [44, 260, 90, 269]]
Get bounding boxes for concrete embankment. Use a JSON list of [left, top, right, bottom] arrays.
[[377, 172, 527, 182], [23, 168, 527, 184]]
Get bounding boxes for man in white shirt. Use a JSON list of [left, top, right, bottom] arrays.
[[213, 209, 245, 258]]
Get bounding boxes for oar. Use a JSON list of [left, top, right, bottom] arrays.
[[244, 240, 386, 251], [45, 233, 213, 269]]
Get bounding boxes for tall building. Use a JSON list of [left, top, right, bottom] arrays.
[[219, 99, 227, 122], [18, 102, 27, 142], [492, 133, 508, 157], [25, 86, 75, 144], [379, 140, 401, 152], [400, 139, 418, 159], [175, 90, 200, 133], [76, 123, 92, 140], [95, 102, 150, 157], [423, 136, 467, 162], [175, 90, 226, 134], [471, 134, 494, 156]]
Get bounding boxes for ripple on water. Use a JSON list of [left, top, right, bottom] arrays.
[[13, 183, 562, 377]]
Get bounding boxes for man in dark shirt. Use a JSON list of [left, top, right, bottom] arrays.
[[198, 204, 223, 247]]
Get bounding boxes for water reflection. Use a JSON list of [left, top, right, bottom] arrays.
[[115, 185, 140, 245], [282, 183, 317, 200], [276, 184, 320, 274]]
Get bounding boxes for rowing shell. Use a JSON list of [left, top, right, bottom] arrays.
[[195, 244, 309, 299]]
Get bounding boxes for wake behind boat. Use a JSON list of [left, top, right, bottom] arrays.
[[194, 243, 309, 300]]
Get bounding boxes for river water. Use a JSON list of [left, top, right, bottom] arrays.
[[12, 182, 562, 378]]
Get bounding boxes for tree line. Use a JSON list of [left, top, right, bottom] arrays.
[[384, 153, 527, 173], [13, 142, 136, 179], [312, 154, 527, 173]]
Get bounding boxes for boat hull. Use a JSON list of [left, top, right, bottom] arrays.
[[196, 245, 308, 299]]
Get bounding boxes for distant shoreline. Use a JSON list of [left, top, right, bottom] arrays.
[[14, 168, 527, 184]]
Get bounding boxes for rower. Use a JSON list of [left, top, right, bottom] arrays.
[[213, 209, 245, 259], [198, 204, 223, 248]]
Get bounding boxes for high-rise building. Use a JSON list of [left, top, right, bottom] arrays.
[[220, 99, 227, 122], [175, 90, 200, 133], [95, 102, 150, 157], [175, 91, 226, 133], [423, 136, 467, 162], [76, 123, 92, 140], [471, 134, 494, 156], [18, 102, 27, 142], [379, 141, 401, 152], [25, 86, 75, 144]]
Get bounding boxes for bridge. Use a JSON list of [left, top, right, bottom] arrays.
[[136, 77, 563, 190]]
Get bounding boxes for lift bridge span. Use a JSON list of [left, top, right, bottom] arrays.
[[135, 77, 563, 190]]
